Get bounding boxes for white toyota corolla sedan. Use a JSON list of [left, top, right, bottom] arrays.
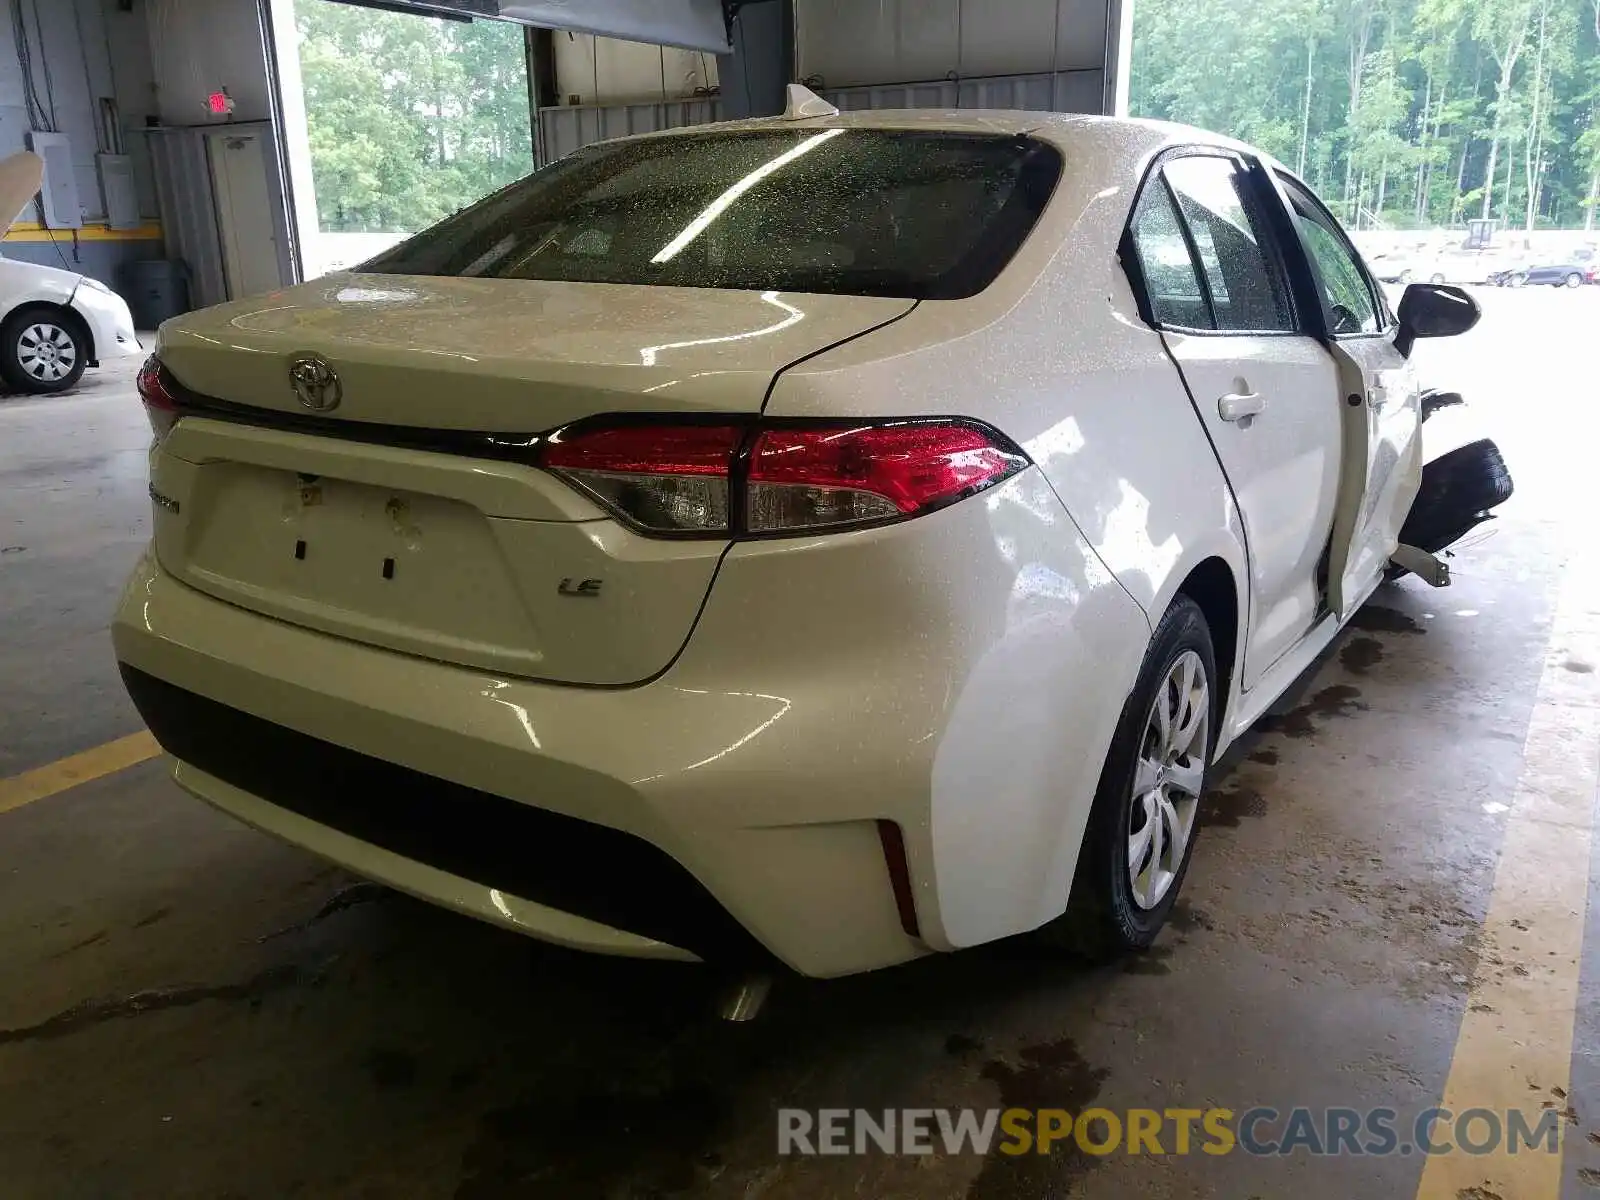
[[113, 101, 1478, 978]]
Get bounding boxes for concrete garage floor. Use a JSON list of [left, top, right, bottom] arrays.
[[2, 290, 1599, 1200]]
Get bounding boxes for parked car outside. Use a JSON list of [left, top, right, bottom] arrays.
[[1514, 260, 1591, 287], [1368, 249, 1450, 284], [0, 152, 142, 394], [114, 102, 1482, 978]]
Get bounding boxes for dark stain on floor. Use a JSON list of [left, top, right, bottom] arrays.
[[0, 962, 316, 1045], [259, 882, 396, 943], [946, 1032, 983, 1057], [450, 1063, 485, 1093], [131, 906, 171, 929], [1122, 945, 1174, 975], [1199, 785, 1268, 829], [1349, 605, 1427, 635], [362, 1047, 420, 1090], [1565, 660, 1595, 674], [1169, 900, 1215, 933], [1249, 748, 1280, 765], [968, 1039, 1109, 1200], [1258, 684, 1368, 739], [454, 1082, 725, 1200], [42, 929, 108, 961], [1340, 635, 1385, 675]]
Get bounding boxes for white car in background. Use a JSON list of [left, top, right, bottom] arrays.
[[1368, 248, 1450, 285], [114, 97, 1479, 979], [0, 152, 141, 395]]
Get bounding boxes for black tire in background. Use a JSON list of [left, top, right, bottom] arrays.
[[1048, 594, 1218, 958], [1565, 272, 1584, 288], [0, 305, 89, 395]]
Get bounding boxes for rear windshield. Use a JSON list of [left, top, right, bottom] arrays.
[[360, 129, 1062, 299]]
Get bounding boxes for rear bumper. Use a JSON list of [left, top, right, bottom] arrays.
[[121, 664, 741, 963], [114, 550, 929, 976], [113, 467, 1149, 976]]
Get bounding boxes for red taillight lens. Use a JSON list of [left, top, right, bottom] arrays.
[[537, 419, 1026, 538], [136, 355, 180, 439], [746, 422, 1027, 533], [538, 423, 741, 534]]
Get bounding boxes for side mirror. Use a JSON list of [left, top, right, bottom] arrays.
[[1395, 283, 1480, 357]]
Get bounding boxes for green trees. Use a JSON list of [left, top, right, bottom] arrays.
[[294, 0, 534, 234], [1131, 0, 1600, 229]]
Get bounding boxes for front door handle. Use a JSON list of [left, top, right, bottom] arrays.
[[1218, 391, 1264, 422]]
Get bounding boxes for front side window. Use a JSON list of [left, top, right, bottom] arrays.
[[361, 129, 1063, 300], [1276, 175, 1382, 336], [1161, 157, 1294, 333]]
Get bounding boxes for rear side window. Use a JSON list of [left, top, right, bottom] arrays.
[[1161, 157, 1294, 333], [1129, 184, 1210, 329], [361, 129, 1063, 300]]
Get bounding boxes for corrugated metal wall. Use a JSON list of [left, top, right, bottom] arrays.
[[145, 128, 227, 309], [529, 0, 1124, 161], [821, 71, 1105, 115], [535, 98, 723, 164], [145, 121, 296, 310], [531, 68, 1108, 162]]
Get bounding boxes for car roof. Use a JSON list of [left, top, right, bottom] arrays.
[[614, 110, 1256, 177]]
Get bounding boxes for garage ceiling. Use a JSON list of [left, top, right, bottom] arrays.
[[330, 0, 734, 51]]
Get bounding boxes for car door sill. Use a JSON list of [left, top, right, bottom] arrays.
[[1225, 573, 1382, 745]]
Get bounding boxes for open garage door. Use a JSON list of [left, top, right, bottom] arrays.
[[277, 0, 540, 279]]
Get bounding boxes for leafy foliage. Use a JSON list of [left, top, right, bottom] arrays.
[[1130, 0, 1600, 229], [296, 0, 533, 234]]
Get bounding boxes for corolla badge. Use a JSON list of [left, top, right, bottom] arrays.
[[289, 354, 342, 412]]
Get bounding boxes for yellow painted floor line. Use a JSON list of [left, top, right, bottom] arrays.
[[0, 731, 162, 816], [1415, 544, 1600, 1200]]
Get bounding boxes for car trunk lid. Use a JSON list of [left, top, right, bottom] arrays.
[[158, 274, 910, 428], [150, 276, 913, 684]]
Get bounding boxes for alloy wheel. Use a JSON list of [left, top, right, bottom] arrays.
[[16, 322, 78, 384], [1128, 649, 1209, 910]]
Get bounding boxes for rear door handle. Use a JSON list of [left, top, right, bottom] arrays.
[[1218, 391, 1264, 422]]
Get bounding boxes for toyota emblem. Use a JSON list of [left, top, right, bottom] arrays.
[[289, 354, 342, 412]]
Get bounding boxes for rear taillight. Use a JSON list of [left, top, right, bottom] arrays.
[[136, 356, 180, 440], [536, 419, 1027, 538], [747, 423, 1027, 533], [540, 423, 741, 534]]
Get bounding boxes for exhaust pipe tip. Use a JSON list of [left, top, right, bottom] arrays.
[[715, 973, 773, 1023]]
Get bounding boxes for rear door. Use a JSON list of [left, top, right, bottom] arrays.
[[1272, 171, 1422, 619], [1127, 153, 1341, 690]]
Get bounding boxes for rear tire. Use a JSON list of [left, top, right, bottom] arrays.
[[0, 305, 88, 395], [1429, 273, 1446, 284], [1045, 595, 1217, 959], [1565, 272, 1583, 289]]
